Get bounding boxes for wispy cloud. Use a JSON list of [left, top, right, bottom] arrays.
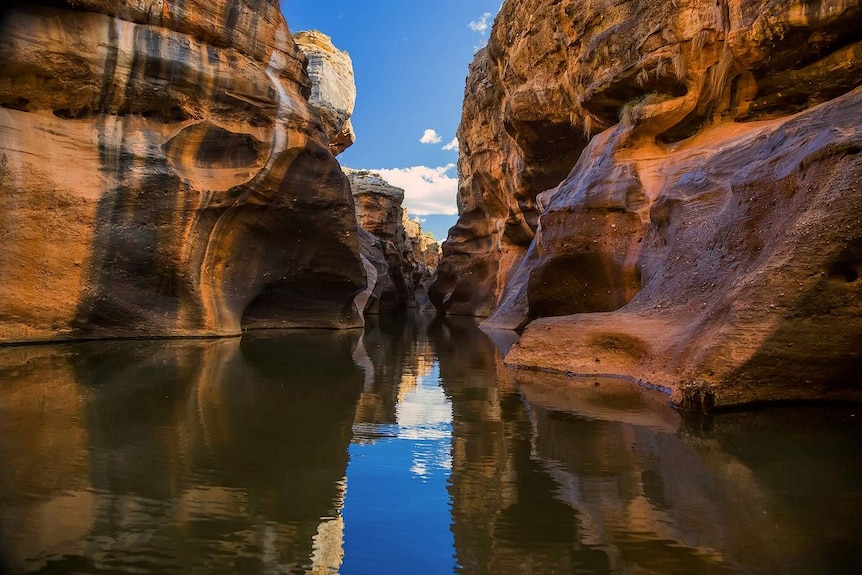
[[371, 164, 458, 215], [419, 129, 442, 144], [441, 137, 459, 152], [469, 12, 492, 34]]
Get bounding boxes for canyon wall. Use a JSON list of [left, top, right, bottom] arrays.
[[345, 168, 440, 313], [0, 0, 366, 342], [433, 0, 862, 407]]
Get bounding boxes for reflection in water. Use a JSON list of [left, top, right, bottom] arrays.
[[343, 315, 455, 574], [1, 317, 861, 574], [469, 370, 862, 575], [0, 333, 363, 574]]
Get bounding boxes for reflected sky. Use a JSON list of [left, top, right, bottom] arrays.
[[343, 319, 456, 575]]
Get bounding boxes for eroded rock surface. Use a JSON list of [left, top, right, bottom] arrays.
[[345, 168, 440, 313], [434, 0, 862, 406], [293, 29, 356, 155], [0, 0, 366, 342]]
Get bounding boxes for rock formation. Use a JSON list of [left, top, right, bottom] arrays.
[[429, 47, 533, 317], [401, 211, 442, 310], [345, 168, 440, 313], [0, 0, 366, 343], [293, 29, 356, 155], [432, 0, 862, 407]]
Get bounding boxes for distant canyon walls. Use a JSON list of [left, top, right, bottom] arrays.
[[432, 0, 862, 406], [345, 169, 441, 314], [0, 0, 366, 342]]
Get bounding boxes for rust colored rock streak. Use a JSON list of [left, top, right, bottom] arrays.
[[0, 0, 366, 342], [436, 0, 862, 406]]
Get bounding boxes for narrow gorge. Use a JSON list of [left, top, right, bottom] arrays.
[[2, 1, 861, 573]]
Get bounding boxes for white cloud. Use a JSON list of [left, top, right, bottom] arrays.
[[371, 164, 458, 215], [441, 137, 459, 151], [419, 129, 442, 144], [469, 12, 492, 34]]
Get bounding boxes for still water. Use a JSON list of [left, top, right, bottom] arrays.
[[1, 315, 861, 574]]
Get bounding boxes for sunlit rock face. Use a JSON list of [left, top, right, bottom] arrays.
[[293, 29, 356, 155], [345, 168, 441, 313], [429, 48, 527, 317], [433, 0, 862, 406], [0, 0, 366, 342]]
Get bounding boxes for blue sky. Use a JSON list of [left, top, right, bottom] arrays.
[[280, 1, 502, 222]]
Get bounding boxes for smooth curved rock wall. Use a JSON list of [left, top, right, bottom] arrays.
[[433, 0, 862, 407], [0, 0, 366, 342]]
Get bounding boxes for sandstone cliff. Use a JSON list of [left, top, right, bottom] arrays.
[[293, 30, 356, 155], [0, 0, 366, 342], [401, 211, 442, 310], [345, 168, 440, 313], [433, 0, 862, 407]]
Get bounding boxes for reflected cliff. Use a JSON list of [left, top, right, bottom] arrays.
[[429, 320, 862, 575], [516, 377, 862, 574], [0, 333, 363, 574], [1, 319, 860, 574]]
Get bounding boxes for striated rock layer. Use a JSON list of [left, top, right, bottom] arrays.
[[0, 0, 366, 343], [293, 29, 356, 155], [345, 168, 440, 313], [433, 0, 862, 407]]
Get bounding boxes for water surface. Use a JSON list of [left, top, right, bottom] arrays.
[[1, 315, 860, 574]]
